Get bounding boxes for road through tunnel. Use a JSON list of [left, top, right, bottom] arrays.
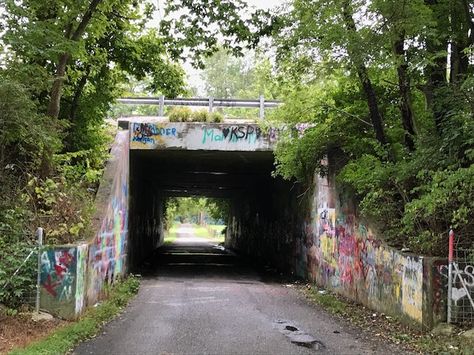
[[128, 147, 302, 273]]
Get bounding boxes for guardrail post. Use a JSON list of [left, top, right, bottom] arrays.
[[259, 95, 265, 119], [209, 97, 214, 113], [447, 228, 454, 323], [35, 227, 44, 314], [159, 95, 165, 116]]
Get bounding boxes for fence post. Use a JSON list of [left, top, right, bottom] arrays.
[[35, 227, 44, 314], [159, 95, 165, 116], [209, 97, 214, 113], [259, 95, 265, 119], [447, 228, 454, 323]]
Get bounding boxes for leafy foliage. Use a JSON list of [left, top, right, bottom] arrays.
[[268, 0, 474, 256], [0, 0, 187, 308], [164, 197, 229, 229]]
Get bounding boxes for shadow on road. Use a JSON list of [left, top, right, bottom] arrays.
[[139, 225, 263, 283]]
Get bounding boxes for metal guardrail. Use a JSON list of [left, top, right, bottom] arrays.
[[116, 95, 281, 119]]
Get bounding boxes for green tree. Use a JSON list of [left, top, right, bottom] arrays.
[[269, 0, 474, 254], [201, 48, 250, 98]]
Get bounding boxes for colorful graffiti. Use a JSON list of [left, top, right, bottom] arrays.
[[306, 173, 424, 323], [40, 248, 76, 301], [131, 122, 177, 145], [88, 131, 129, 305], [201, 125, 262, 144], [401, 256, 423, 321], [75, 244, 87, 314]]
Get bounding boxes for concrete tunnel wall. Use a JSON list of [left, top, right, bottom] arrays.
[[128, 153, 165, 270], [226, 176, 306, 272], [297, 159, 448, 329], [39, 130, 130, 319], [127, 150, 301, 272]]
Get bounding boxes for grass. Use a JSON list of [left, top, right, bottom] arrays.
[[306, 289, 348, 316], [163, 225, 178, 245], [10, 275, 140, 355], [198, 224, 225, 243], [303, 285, 474, 354]]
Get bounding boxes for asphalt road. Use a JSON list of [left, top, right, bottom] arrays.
[[74, 226, 407, 355]]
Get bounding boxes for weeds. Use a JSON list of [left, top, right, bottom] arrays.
[[10, 275, 140, 355]]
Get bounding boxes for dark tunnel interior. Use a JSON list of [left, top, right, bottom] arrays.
[[128, 149, 304, 272]]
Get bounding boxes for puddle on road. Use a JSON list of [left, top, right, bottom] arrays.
[[275, 320, 325, 350]]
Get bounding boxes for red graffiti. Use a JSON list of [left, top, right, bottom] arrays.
[[43, 274, 60, 297]]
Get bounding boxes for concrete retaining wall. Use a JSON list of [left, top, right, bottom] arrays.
[[298, 171, 447, 328], [40, 130, 129, 319]]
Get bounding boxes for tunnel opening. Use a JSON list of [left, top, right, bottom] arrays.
[[163, 196, 228, 244], [128, 148, 302, 274]]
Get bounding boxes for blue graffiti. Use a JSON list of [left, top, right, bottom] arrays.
[[132, 123, 177, 144]]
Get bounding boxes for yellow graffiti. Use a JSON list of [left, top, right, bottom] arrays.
[[320, 235, 337, 268], [401, 258, 423, 322]]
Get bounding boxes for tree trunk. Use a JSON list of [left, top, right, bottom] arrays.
[[70, 67, 91, 123], [450, 0, 471, 82], [341, 1, 387, 146], [424, 0, 448, 133], [46, 0, 102, 119], [393, 34, 416, 151], [47, 53, 70, 119]]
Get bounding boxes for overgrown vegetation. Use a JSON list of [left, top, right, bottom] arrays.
[[168, 107, 224, 123], [0, 0, 186, 308], [267, 0, 474, 256], [9, 275, 140, 355], [164, 197, 229, 229]]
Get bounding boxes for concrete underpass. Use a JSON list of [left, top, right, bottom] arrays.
[[127, 120, 302, 272], [72, 119, 416, 354]]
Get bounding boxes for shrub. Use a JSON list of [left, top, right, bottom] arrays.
[[168, 107, 192, 122], [191, 109, 209, 122], [209, 111, 224, 123]]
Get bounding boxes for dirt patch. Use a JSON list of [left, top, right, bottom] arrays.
[[0, 313, 66, 354]]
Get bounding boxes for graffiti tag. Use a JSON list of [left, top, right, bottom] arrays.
[[132, 123, 177, 144], [202, 126, 262, 144]]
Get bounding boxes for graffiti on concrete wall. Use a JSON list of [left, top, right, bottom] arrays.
[[440, 264, 474, 304], [131, 123, 177, 146], [306, 173, 424, 322], [201, 125, 262, 144], [401, 256, 423, 321], [41, 248, 76, 302], [130, 122, 276, 151], [88, 131, 129, 304], [75, 244, 87, 314]]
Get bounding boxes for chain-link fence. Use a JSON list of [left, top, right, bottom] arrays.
[[0, 228, 43, 312], [447, 229, 474, 325]]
